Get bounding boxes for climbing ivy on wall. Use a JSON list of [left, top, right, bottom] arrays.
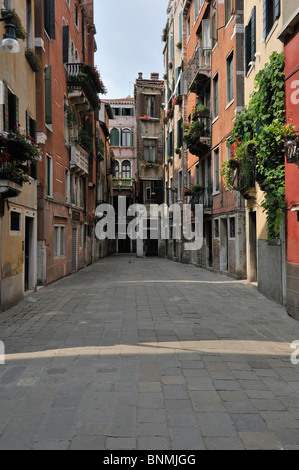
[[225, 52, 296, 241]]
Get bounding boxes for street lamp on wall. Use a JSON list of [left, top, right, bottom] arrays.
[[0, 14, 20, 53]]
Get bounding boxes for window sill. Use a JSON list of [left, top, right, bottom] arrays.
[[265, 20, 278, 44], [212, 116, 219, 125], [225, 99, 234, 110]]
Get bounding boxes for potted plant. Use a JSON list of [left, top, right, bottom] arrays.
[[25, 48, 42, 72], [183, 188, 192, 197], [0, 127, 42, 185], [191, 184, 204, 193], [175, 148, 181, 155], [176, 41, 182, 49]]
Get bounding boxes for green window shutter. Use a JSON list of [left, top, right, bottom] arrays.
[[275, 0, 280, 20], [62, 25, 69, 63], [45, 66, 52, 125], [179, 12, 183, 42], [44, 0, 56, 39], [251, 7, 256, 62]]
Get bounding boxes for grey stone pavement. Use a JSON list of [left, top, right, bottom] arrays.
[[1, 255, 299, 450]]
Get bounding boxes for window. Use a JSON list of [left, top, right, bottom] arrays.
[[26, 0, 32, 48], [44, 66, 52, 125], [62, 25, 70, 63], [144, 139, 157, 162], [10, 211, 21, 232], [211, 1, 218, 47], [213, 73, 219, 118], [145, 96, 156, 117], [214, 219, 219, 238], [75, 2, 79, 29], [178, 170, 183, 200], [122, 160, 131, 179], [3, 84, 19, 132], [263, 0, 280, 39], [213, 148, 219, 193], [44, 0, 55, 39], [65, 169, 71, 203], [110, 128, 120, 146], [114, 161, 119, 179], [225, 0, 233, 25], [179, 11, 183, 42], [177, 118, 183, 149], [245, 7, 256, 74], [54, 226, 66, 257], [80, 224, 84, 248], [194, 0, 198, 21], [229, 217, 236, 239], [226, 52, 234, 104], [46, 155, 53, 197], [121, 128, 131, 147]]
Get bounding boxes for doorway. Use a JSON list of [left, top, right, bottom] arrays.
[[72, 225, 78, 272], [220, 217, 228, 271], [249, 211, 257, 282], [24, 217, 34, 292]]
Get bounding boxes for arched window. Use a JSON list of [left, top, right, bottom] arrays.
[[121, 128, 131, 147], [110, 128, 120, 146], [114, 161, 120, 179], [122, 160, 131, 179]]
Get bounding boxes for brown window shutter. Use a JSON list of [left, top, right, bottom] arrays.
[[155, 95, 161, 119], [139, 93, 145, 117]]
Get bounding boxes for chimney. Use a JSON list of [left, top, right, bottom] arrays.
[[151, 73, 159, 80], [138, 72, 143, 80]]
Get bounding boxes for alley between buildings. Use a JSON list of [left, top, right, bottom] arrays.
[[0, 255, 299, 450]]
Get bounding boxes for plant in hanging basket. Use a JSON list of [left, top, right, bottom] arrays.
[[183, 188, 192, 197], [176, 41, 182, 49], [191, 184, 204, 193], [175, 147, 181, 155], [1, 9, 27, 40], [25, 48, 42, 72]]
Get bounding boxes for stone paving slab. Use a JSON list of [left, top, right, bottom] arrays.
[[0, 255, 299, 450]]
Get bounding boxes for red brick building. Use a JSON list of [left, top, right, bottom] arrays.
[[34, 0, 100, 285], [278, 7, 299, 318]]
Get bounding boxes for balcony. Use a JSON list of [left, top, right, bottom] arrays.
[[183, 118, 212, 158], [186, 48, 211, 94], [190, 187, 213, 214], [70, 143, 89, 175], [66, 63, 99, 113], [113, 178, 134, 191]]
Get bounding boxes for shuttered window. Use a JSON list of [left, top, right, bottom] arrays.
[[263, 0, 280, 39], [110, 128, 119, 146], [44, 66, 52, 125], [62, 25, 69, 63], [245, 7, 256, 74], [3, 84, 19, 132], [44, 0, 55, 39]]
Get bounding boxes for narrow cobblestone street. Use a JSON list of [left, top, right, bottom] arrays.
[[1, 255, 299, 450]]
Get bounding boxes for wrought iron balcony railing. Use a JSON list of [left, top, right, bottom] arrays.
[[66, 63, 99, 111], [185, 47, 211, 93]]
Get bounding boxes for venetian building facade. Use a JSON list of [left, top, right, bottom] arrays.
[[0, 0, 38, 310]]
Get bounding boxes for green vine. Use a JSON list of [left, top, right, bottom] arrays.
[[225, 52, 295, 241]]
